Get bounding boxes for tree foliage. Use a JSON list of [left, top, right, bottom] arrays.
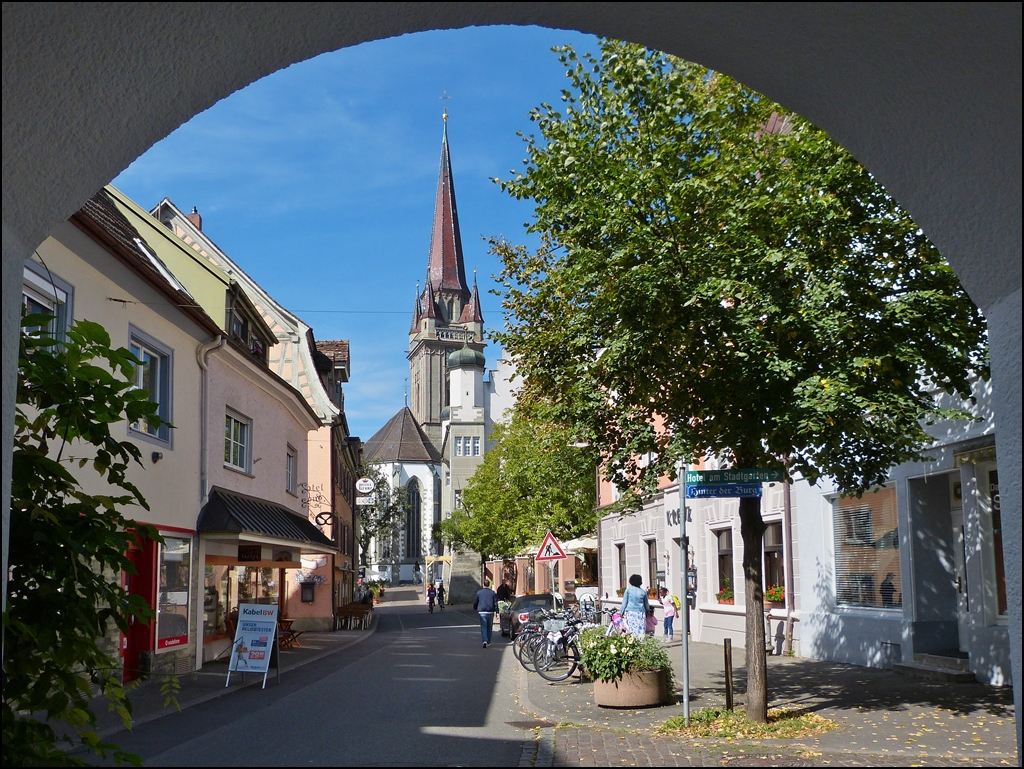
[[434, 403, 599, 562], [3, 317, 164, 766], [356, 463, 410, 569], [492, 40, 988, 720]]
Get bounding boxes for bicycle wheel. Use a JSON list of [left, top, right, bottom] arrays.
[[534, 639, 580, 682], [513, 629, 539, 664], [520, 634, 546, 673]]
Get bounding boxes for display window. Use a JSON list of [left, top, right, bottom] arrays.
[[157, 537, 191, 650], [204, 564, 282, 642]]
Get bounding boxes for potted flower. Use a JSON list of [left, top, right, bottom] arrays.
[[764, 584, 785, 608], [615, 587, 625, 598], [647, 587, 659, 599], [716, 578, 734, 605], [580, 628, 674, 708]]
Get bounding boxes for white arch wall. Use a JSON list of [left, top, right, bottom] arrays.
[[2, 3, 1020, 748]]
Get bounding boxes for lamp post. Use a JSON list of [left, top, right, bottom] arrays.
[[679, 464, 690, 726]]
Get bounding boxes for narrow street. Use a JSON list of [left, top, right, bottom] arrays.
[[104, 589, 532, 766]]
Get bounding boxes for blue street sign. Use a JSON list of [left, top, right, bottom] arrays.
[[685, 483, 762, 498]]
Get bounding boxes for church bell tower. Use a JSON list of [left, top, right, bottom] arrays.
[[408, 113, 485, 450]]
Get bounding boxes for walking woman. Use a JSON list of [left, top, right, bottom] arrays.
[[621, 574, 649, 639]]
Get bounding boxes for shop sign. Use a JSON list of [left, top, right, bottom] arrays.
[[355, 495, 375, 506], [238, 545, 262, 562], [226, 603, 279, 689], [355, 477, 375, 494]]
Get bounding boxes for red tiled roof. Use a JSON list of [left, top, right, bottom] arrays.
[[317, 339, 349, 365], [458, 279, 484, 323]]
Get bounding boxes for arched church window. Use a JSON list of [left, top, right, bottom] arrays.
[[405, 480, 422, 559]]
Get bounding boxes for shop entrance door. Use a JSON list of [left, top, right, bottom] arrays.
[[950, 508, 970, 652], [124, 538, 158, 682]]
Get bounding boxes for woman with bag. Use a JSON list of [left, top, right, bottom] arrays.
[[620, 574, 649, 639]]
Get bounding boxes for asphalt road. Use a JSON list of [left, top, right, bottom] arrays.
[[105, 604, 532, 766]]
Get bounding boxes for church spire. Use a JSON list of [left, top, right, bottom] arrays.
[[410, 282, 422, 333], [458, 271, 484, 324], [426, 115, 470, 298]]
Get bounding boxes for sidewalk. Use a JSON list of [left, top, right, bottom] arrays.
[[89, 613, 379, 740], [517, 636, 1017, 766]]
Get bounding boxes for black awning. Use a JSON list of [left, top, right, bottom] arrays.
[[198, 487, 334, 549]]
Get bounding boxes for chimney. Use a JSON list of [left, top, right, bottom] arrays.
[[186, 206, 202, 231]]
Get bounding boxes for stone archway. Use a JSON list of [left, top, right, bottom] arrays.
[[2, 3, 1020, 747]]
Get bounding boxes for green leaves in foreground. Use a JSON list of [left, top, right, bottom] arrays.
[[3, 317, 163, 766], [492, 39, 988, 500]]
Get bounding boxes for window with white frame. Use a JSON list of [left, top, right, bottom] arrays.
[[833, 487, 901, 608], [286, 445, 297, 495], [716, 529, 734, 598], [454, 436, 463, 457], [22, 261, 72, 338], [224, 411, 251, 472], [472, 436, 481, 456], [129, 329, 172, 443]]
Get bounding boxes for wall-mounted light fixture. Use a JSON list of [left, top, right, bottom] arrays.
[[151, 451, 163, 463]]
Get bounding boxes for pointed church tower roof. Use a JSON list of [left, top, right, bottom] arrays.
[[421, 279, 439, 319], [426, 116, 470, 297], [458, 273, 484, 323], [409, 283, 422, 333]]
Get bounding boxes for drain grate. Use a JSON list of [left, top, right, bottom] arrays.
[[505, 720, 555, 729]]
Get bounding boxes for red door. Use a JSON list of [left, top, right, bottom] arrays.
[[123, 538, 158, 681]]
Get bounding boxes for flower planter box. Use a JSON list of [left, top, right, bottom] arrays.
[[716, 597, 734, 605], [594, 669, 668, 708]]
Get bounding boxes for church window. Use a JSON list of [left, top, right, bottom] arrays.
[[472, 437, 481, 456], [405, 481, 421, 559]]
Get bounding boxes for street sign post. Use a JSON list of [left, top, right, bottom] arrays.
[[535, 531, 567, 562]]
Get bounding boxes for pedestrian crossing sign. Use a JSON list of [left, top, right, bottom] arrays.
[[535, 531, 567, 561]]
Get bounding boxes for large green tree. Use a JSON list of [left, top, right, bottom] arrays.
[[492, 40, 988, 721], [356, 463, 410, 583], [435, 404, 599, 563]]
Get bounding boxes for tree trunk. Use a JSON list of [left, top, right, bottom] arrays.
[[739, 493, 768, 723]]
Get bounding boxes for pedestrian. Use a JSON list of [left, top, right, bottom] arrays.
[[880, 572, 896, 608], [660, 587, 678, 640], [437, 583, 446, 610], [495, 579, 512, 602], [427, 583, 436, 613], [473, 578, 498, 648], [645, 606, 657, 636], [620, 574, 649, 639]]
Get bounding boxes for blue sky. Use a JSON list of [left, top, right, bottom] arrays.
[[114, 26, 599, 441]]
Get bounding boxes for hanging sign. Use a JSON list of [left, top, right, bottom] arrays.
[[226, 603, 279, 689], [355, 495, 375, 506], [535, 531, 568, 562], [355, 477, 375, 494]]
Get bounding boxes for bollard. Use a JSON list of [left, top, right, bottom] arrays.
[[724, 637, 734, 711]]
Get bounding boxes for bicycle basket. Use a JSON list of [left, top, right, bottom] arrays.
[[543, 619, 566, 632]]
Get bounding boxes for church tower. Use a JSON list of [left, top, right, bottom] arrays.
[[408, 114, 485, 450]]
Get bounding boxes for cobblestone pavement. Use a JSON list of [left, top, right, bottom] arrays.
[[514, 635, 1018, 767]]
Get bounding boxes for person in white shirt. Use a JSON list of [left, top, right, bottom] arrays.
[[660, 587, 679, 640]]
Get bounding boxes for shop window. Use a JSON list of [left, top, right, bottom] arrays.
[[833, 487, 900, 608], [129, 328, 172, 443], [716, 529, 734, 595], [204, 564, 234, 640], [617, 543, 626, 592], [224, 410, 251, 472], [22, 261, 73, 339], [157, 537, 191, 650], [764, 522, 784, 595]]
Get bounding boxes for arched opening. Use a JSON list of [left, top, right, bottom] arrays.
[[2, 5, 1020, 747]]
